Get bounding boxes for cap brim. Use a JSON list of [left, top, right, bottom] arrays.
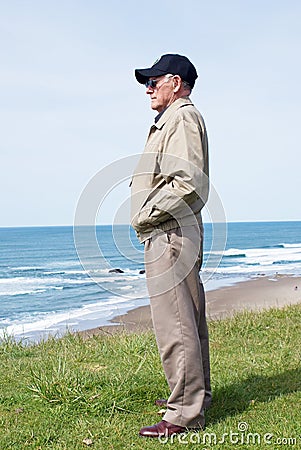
[[135, 68, 168, 84]]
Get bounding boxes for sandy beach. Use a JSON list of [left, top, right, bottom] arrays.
[[80, 274, 301, 337]]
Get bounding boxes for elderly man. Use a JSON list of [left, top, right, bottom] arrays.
[[131, 54, 211, 438]]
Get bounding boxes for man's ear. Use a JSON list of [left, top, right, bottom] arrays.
[[173, 76, 181, 93]]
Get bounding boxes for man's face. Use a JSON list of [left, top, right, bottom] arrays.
[[145, 75, 175, 113]]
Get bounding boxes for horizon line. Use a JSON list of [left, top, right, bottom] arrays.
[[1, 219, 301, 229]]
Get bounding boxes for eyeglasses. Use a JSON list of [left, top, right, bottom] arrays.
[[145, 74, 174, 89]]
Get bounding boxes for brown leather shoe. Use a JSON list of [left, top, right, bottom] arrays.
[[139, 420, 186, 438], [154, 398, 167, 407]]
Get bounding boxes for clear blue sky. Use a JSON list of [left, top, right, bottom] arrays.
[[1, 0, 300, 226]]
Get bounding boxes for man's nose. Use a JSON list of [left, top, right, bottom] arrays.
[[146, 86, 153, 94]]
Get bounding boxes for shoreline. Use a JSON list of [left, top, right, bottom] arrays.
[[80, 274, 301, 337]]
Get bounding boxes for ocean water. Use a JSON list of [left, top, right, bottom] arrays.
[[0, 221, 301, 341]]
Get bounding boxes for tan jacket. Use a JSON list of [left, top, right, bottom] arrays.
[[131, 96, 209, 242]]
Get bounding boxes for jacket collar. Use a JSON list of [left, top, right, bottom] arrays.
[[154, 96, 193, 129]]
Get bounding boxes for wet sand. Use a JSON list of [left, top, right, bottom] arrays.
[[80, 274, 301, 338]]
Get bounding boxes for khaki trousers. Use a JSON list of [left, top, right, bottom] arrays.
[[144, 224, 211, 428]]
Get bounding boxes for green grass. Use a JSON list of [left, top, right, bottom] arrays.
[[1, 305, 301, 449]]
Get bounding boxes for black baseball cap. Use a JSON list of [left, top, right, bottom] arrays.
[[135, 54, 198, 89]]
